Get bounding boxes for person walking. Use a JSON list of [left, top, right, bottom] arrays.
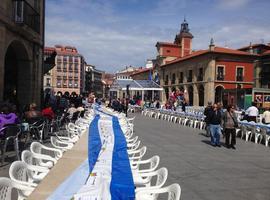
[[246, 102, 258, 122], [209, 103, 222, 147], [222, 105, 238, 149]]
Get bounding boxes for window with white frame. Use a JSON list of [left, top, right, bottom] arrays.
[[217, 66, 225, 80]]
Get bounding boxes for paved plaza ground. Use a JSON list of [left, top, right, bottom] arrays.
[[132, 113, 270, 200]]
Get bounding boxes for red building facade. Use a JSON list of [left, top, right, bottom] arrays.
[[154, 19, 258, 108]]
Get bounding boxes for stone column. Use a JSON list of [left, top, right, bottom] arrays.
[[193, 84, 199, 106], [204, 58, 216, 104]]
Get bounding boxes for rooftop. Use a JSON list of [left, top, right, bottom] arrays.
[[161, 46, 257, 68]]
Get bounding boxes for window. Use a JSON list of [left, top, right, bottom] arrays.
[[74, 81, 78, 88], [69, 56, 73, 63], [187, 70, 192, 82], [57, 80, 61, 87], [57, 64, 61, 72], [46, 78, 51, 86], [198, 68, 203, 81], [57, 56, 62, 63], [165, 75, 169, 85], [217, 66, 224, 80], [74, 57, 79, 63], [236, 67, 244, 81], [179, 72, 183, 83], [63, 56, 68, 63], [69, 80, 73, 87], [63, 63, 67, 72], [172, 73, 176, 84], [69, 64, 73, 72], [74, 64, 78, 72]]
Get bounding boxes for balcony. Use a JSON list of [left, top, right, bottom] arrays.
[[14, 0, 40, 33], [217, 74, 224, 81], [236, 76, 243, 82]]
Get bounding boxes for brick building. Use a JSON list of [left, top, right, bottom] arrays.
[[44, 45, 85, 96]]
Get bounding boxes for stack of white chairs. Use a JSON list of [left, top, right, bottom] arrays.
[[119, 114, 181, 200]]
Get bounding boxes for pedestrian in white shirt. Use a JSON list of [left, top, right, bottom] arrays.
[[262, 107, 270, 124], [246, 102, 258, 122]]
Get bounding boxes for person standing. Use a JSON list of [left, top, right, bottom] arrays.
[[209, 103, 222, 147], [204, 101, 212, 137], [222, 105, 238, 149], [262, 107, 270, 124], [246, 102, 259, 122]]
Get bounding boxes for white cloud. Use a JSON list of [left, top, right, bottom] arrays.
[[217, 0, 251, 9], [45, 0, 270, 72]]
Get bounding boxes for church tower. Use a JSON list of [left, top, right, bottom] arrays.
[[174, 17, 193, 57]]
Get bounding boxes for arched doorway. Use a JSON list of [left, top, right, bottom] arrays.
[[198, 85, 204, 106], [188, 85, 193, 106], [215, 86, 224, 104], [4, 41, 31, 107]]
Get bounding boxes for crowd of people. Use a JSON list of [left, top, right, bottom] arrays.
[[0, 91, 93, 135], [204, 101, 270, 149]]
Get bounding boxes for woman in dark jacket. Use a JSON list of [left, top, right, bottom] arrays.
[[222, 105, 238, 149]]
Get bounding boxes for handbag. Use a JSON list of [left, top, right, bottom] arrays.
[[229, 112, 238, 128]]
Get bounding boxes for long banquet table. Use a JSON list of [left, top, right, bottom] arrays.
[[28, 108, 135, 200]]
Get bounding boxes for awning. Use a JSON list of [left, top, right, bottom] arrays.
[[109, 79, 163, 91]]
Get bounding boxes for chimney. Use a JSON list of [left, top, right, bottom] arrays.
[[209, 38, 215, 51]]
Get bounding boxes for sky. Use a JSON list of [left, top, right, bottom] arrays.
[[45, 0, 270, 72]]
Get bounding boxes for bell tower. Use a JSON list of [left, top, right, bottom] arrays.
[[174, 17, 193, 57]]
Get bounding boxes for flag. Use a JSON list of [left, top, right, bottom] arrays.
[[148, 69, 152, 81]]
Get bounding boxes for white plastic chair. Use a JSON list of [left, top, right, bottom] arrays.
[[30, 142, 62, 168], [50, 136, 74, 151], [127, 136, 138, 144], [0, 177, 15, 200], [260, 127, 270, 147], [129, 146, 147, 162], [21, 150, 50, 180], [136, 183, 181, 200], [128, 141, 141, 152], [133, 167, 168, 188], [131, 155, 160, 173], [9, 161, 38, 199]]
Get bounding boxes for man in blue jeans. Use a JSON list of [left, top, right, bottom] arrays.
[[209, 103, 222, 147]]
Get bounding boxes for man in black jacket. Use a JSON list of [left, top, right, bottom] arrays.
[[204, 101, 212, 137], [208, 103, 222, 147]]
